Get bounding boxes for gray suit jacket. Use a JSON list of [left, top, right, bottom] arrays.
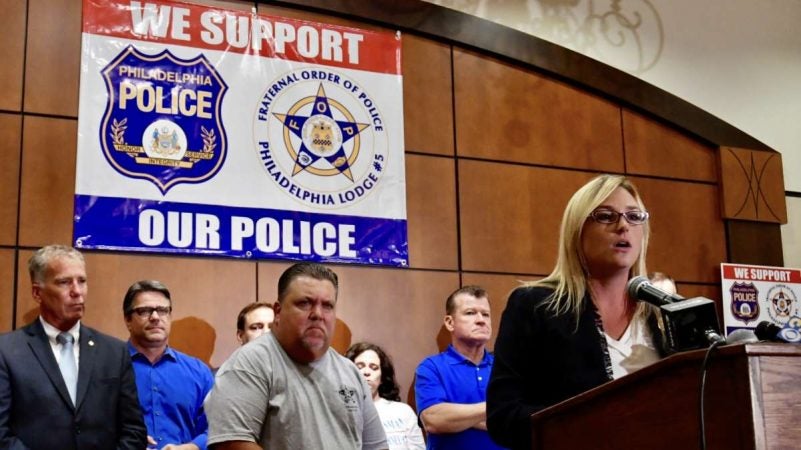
[[0, 320, 147, 449]]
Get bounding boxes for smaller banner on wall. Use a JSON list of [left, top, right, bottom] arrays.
[[74, 0, 408, 266], [721, 263, 801, 338]]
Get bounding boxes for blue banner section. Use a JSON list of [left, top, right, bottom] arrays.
[[74, 195, 408, 266]]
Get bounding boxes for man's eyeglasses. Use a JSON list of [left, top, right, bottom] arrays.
[[588, 209, 649, 225], [128, 306, 172, 318]]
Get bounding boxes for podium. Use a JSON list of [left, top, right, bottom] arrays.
[[529, 343, 801, 450]]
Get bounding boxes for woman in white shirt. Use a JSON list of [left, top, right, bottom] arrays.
[[346, 342, 425, 450]]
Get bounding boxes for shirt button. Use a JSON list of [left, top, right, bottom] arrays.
[[478, 376, 483, 380]]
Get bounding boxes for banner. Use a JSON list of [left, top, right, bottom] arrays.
[[75, 0, 408, 266], [720, 263, 801, 335]]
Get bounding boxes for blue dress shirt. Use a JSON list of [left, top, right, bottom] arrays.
[[129, 342, 214, 450]]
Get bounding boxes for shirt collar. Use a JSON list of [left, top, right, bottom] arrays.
[[40, 316, 80, 345], [127, 340, 176, 361], [444, 344, 492, 366]]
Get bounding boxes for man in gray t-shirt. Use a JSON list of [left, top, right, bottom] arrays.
[[205, 263, 387, 450]]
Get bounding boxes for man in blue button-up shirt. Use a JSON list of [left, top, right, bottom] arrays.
[[415, 286, 506, 450], [123, 280, 214, 450]]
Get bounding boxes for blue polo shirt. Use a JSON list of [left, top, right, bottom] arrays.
[[415, 345, 506, 450], [129, 343, 214, 450]]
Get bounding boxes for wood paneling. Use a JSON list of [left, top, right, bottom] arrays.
[[273, 0, 771, 151], [0, 249, 15, 332], [454, 49, 623, 171], [0, 114, 21, 245], [623, 110, 717, 182], [459, 160, 594, 274], [0, 0, 26, 111], [258, 261, 459, 401], [259, 3, 384, 30], [720, 147, 787, 223], [15, 250, 257, 367], [406, 154, 458, 270], [676, 283, 722, 304], [635, 177, 726, 284], [727, 221, 784, 267], [25, 0, 81, 116], [18, 116, 77, 246], [403, 34, 454, 155]]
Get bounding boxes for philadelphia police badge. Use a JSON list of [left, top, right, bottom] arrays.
[[730, 281, 760, 324], [99, 46, 227, 194]]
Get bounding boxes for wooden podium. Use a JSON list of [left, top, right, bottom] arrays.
[[529, 343, 801, 449]]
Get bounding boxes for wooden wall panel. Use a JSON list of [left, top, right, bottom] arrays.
[[634, 177, 726, 284], [454, 48, 623, 171], [677, 283, 722, 304], [459, 160, 594, 274], [0, 249, 15, 333], [257, 261, 459, 400], [0, 0, 26, 111], [25, 0, 81, 116], [720, 147, 787, 223], [727, 221, 784, 267], [406, 154, 458, 270], [0, 114, 21, 245], [260, 3, 382, 29], [15, 250, 257, 367], [403, 34, 454, 155], [18, 117, 77, 247], [623, 110, 717, 182]]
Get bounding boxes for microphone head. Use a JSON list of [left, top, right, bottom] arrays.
[[754, 321, 782, 341], [725, 329, 758, 345], [626, 276, 650, 300]]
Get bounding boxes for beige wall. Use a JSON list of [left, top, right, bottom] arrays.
[[1, 0, 732, 400]]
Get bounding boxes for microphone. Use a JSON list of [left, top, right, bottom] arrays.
[[754, 319, 801, 343], [627, 276, 723, 353], [754, 321, 782, 341], [626, 276, 684, 306]]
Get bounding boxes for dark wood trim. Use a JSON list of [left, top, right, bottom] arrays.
[[726, 220, 784, 267], [266, 0, 774, 152]]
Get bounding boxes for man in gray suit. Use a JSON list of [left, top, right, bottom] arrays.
[[0, 244, 147, 449]]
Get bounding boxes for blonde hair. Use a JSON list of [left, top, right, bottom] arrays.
[[526, 174, 652, 323]]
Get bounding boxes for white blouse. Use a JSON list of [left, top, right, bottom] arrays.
[[604, 315, 660, 379]]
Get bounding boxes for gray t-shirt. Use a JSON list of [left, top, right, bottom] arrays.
[[205, 333, 387, 450]]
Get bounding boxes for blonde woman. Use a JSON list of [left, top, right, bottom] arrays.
[[487, 174, 666, 449]]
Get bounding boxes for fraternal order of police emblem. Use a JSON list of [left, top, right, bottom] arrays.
[[766, 284, 798, 325], [730, 282, 760, 324], [253, 68, 388, 208], [100, 46, 227, 194], [338, 385, 359, 411]]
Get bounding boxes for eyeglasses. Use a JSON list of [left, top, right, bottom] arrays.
[[128, 306, 172, 318], [588, 209, 649, 225]]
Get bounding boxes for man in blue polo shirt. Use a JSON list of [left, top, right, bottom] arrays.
[[415, 286, 506, 450], [123, 280, 214, 450]]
